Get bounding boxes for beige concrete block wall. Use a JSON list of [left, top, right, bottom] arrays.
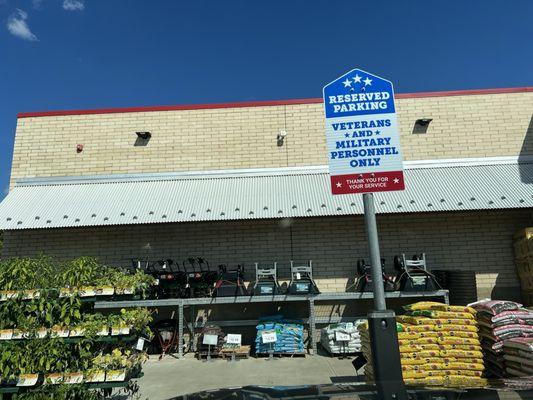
[[10, 91, 533, 188], [3, 209, 531, 302]]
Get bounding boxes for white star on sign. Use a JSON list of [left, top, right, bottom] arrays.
[[353, 74, 362, 84], [363, 77, 372, 86], [393, 178, 400, 184], [336, 182, 342, 188], [343, 78, 352, 88]]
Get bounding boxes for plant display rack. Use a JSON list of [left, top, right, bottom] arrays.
[[95, 289, 449, 357], [0, 257, 154, 398]]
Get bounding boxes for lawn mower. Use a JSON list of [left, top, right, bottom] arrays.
[[252, 262, 282, 295], [393, 253, 440, 291], [213, 264, 248, 297], [349, 258, 397, 292], [152, 259, 189, 298], [183, 257, 218, 298], [153, 319, 180, 359], [287, 260, 320, 295]]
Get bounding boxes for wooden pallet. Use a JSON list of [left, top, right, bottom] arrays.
[[255, 351, 306, 358], [196, 351, 222, 360], [220, 345, 251, 359]]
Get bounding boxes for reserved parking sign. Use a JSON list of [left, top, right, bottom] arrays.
[[323, 68, 405, 195]]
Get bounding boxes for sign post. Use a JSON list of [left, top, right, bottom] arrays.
[[323, 69, 406, 400]]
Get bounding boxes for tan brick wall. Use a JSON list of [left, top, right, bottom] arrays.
[[3, 209, 531, 301], [10, 92, 533, 187]]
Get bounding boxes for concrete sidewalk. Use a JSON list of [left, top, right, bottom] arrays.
[[136, 353, 361, 400]]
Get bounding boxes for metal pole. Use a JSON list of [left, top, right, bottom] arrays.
[[362, 192, 407, 400], [362, 193, 386, 311]]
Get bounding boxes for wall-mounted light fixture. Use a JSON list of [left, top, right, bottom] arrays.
[[415, 118, 433, 127], [413, 119, 432, 134], [277, 130, 287, 146], [136, 131, 151, 140]]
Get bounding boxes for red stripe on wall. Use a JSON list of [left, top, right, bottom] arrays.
[[17, 87, 533, 118]]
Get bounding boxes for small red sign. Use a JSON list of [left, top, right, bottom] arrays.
[[330, 171, 405, 195]]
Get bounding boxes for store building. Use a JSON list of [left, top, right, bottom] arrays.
[[0, 87, 532, 303]]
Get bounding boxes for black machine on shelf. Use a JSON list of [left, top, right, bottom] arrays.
[[393, 253, 440, 292], [252, 262, 282, 295], [351, 258, 396, 293], [213, 264, 248, 297], [131, 258, 189, 299], [183, 257, 218, 298], [287, 260, 320, 295]]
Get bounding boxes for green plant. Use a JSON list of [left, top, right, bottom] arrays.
[[118, 308, 153, 338]]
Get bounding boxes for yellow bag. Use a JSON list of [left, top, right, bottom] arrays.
[[437, 330, 477, 339], [410, 350, 440, 358], [440, 349, 483, 358], [444, 362, 485, 371], [397, 332, 421, 340], [402, 370, 429, 379], [439, 344, 482, 351], [434, 324, 478, 332], [403, 301, 444, 311], [445, 375, 488, 387], [399, 337, 438, 346], [400, 344, 441, 353], [437, 337, 480, 346], [409, 310, 476, 320], [428, 304, 476, 314], [404, 325, 435, 333], [397, 316, 437, 325], [401, 357, 453, 365], [431, 318, 477, 326], [404, 376, 446, 386]]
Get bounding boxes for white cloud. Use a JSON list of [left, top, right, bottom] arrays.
[[62, 0, 84, 11], [7, 9, 38, 41]]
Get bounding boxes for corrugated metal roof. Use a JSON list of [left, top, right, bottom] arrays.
[[0, 157, 532, 230]]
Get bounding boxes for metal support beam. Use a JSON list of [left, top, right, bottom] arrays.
[[178, 301, 184, 358], [308, 298, 317, 355]]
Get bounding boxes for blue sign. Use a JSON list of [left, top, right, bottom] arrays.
[[323, 68, 405, 195]]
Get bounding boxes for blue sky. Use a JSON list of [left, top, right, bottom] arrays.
[[1, 0, 532, 199]]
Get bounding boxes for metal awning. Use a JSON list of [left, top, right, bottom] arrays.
[[0, 157, 532, 230]]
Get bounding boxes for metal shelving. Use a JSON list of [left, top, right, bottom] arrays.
[[94, 290, 449, 357]]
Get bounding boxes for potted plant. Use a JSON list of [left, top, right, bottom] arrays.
[[84, 368, 106, 383], [16, 373, 39, 387], [109, 314, 130, 336], [44, 372, 64, 385], [95, 285, 114, 296], [0, 328, 13, 340], [50, 325, 70, 338], [63, 370, 84, 384]]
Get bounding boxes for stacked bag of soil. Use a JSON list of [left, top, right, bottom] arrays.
[[320, 320, 365, 355], [470, 299, 533, 377], [359, 301, 487, 388], [502, 338, 533, 377], [255, 315, 304, 355]]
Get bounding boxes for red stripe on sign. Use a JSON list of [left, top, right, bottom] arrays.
[[331, 171, 405, 195]]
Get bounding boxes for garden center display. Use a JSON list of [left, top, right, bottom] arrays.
[[255, 316, 305, 355], [360, 301, 487, 388], [351, 258, 395, 292], [393, 254, 440, 292], [287, 261, 320, 295], [0, 256, 155, 398], [252, 262, 282, 295], [320, 321, 365, 355], [213, 264, 247, 297], [470, 299, 533, 377]]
